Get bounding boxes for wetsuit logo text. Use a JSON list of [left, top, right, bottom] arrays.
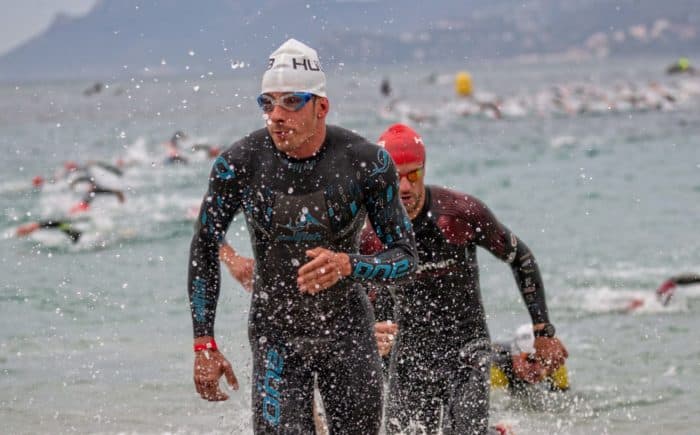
[[416, 258, 457, 274], [267, 57, 322, 71], [276, 207, 325, 243], [261, 348, 285, 426], [353, 259, 411, 280]]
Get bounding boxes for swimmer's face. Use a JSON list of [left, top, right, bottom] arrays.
[[396, 161, 426, 219], [261, 92, 329, 157]]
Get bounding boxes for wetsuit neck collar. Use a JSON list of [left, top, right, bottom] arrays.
[[269, 135, 330, 174], [269, 133, 330, 165]]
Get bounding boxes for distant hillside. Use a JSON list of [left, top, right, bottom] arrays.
[[0, 0, 698, 81]]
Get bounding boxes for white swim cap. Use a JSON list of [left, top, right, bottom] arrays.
[[261, 38, 327, 97], [512, 323, 535, 354]]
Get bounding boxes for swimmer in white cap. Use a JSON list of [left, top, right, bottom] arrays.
[[188, 38, 418, 434]]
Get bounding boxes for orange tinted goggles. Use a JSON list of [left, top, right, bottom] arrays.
[[398, 167, 424, 183]]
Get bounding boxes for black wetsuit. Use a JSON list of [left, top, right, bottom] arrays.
[[164, 135, 188, 164], [362, 185, 550, 435], [37, 220, 82, 243], [68, 162, 124, 205], [188, 126, 417, 434], [669, 274, 700, 286]]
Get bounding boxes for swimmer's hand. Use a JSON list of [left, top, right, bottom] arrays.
[[533, 336, 568, 373], [219, 244, 255, 292], [374, 321, 398, 357], [297, 247, 351, 294], [193, 339, 239, 401]]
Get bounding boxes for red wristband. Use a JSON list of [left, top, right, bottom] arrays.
[[194, 339, 218, 352]]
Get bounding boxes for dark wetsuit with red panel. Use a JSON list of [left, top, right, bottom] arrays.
[[361, 185, 550, 435], [188, 125, 417, 434]]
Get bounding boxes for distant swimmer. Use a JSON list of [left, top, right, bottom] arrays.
[[190, 143, 222, 158], [83, 82, 104, 96], [621, 273, 700, 312], [666, 57, 696, 75], [163, 131, 189, 164], [16, 219, 82, 243], [67, 162, 126, 214], [380, 77, 392, 97], [67, 160, 124, 181], [28, 160, 78, 188], [69, 184, 125, 213], [69, 184, 126, 214], [35, 159, 123, 188], [656, 273, 700, 306], [31, 175, 45, 189]]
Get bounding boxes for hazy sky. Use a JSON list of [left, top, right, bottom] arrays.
[[0, 0, 96, 56]]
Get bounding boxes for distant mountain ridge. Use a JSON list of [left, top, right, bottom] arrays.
[[0, 0, 698, 81]]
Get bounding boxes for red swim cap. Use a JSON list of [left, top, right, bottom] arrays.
[[64, 161, 78, 171], [377, 123, 425, 165]]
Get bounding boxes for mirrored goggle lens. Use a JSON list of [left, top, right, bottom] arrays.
[[400, 167, 423, 182], [257, 93, 312, 112]]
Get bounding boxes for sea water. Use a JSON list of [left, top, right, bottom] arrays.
[[1, 55, 699, 434]]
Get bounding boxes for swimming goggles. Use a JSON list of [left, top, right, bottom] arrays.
[[257, 92, 314, 113], [398, 167, 424, 183]]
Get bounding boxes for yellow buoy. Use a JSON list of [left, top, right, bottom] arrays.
[[455, 71, 473, 97]]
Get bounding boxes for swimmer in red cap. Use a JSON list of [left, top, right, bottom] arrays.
[[16, 219, 82, 243], [31, 175, 44, 188], [655, 273, 700, 306], [376, 123, 426, 216], [362, 123, 568, 434]]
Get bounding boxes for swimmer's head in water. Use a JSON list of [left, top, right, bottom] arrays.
[[261, 38, 327, 98], [64, 161, 79, 172], [171, 131, 187, 142], [377, 123, 425, 165]]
